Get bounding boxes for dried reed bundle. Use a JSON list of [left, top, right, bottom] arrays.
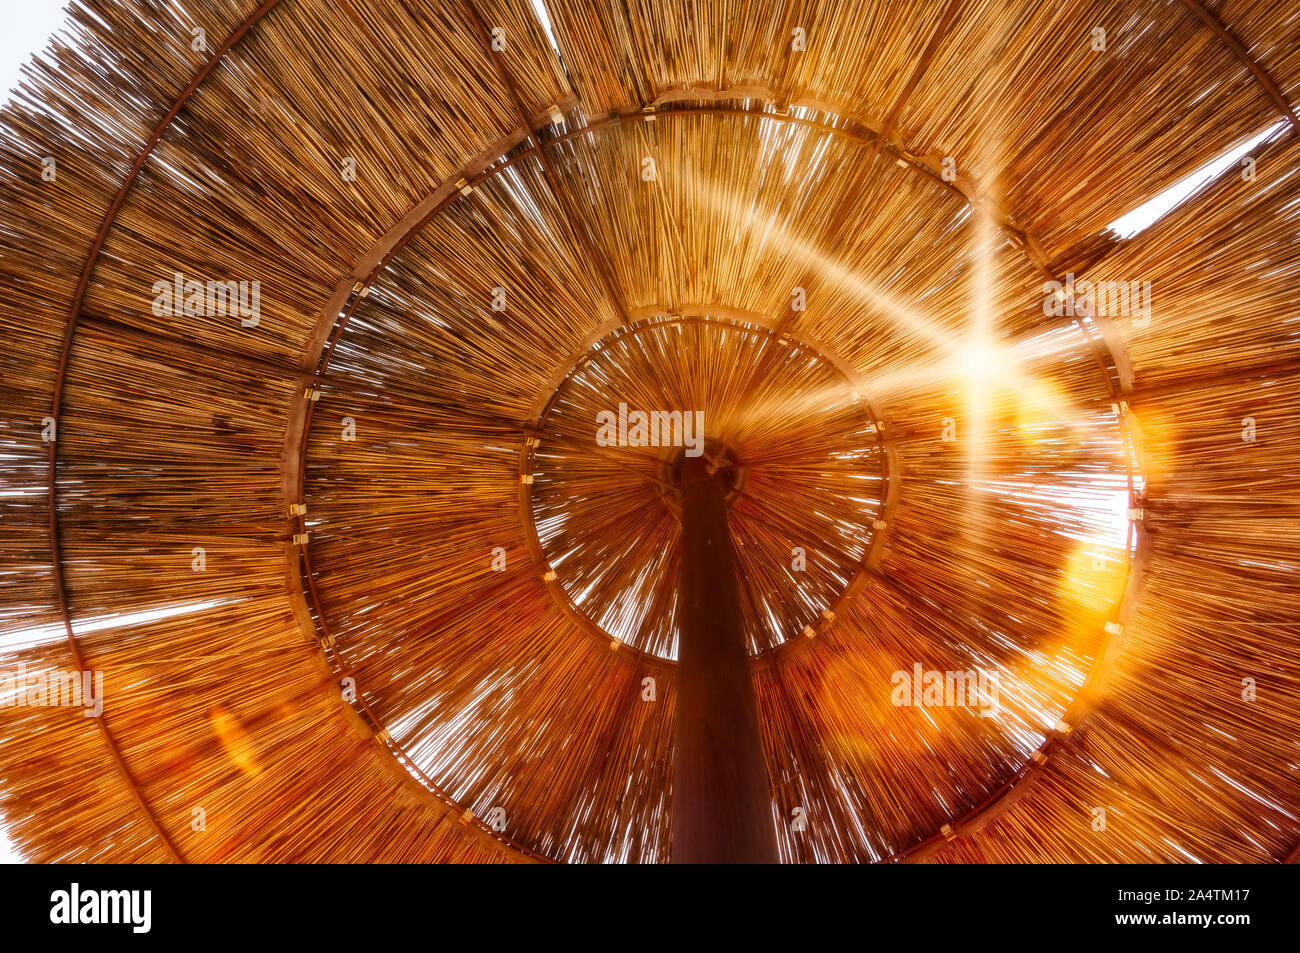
[[0, 0, 1296, 865]]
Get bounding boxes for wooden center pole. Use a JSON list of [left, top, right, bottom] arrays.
[[671, 455, 779, 863]]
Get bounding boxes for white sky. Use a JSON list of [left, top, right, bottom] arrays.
[[0, 2, 71, 108], [1107, 121, 1286, 237]]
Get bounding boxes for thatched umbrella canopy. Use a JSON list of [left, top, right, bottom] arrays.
[[0, 0, 1297, 864]]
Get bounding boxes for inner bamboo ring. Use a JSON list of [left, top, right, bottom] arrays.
[[523, 313, 889, 660]]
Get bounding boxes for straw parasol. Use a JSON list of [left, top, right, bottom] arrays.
[[0, 0, 1296, 863]]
